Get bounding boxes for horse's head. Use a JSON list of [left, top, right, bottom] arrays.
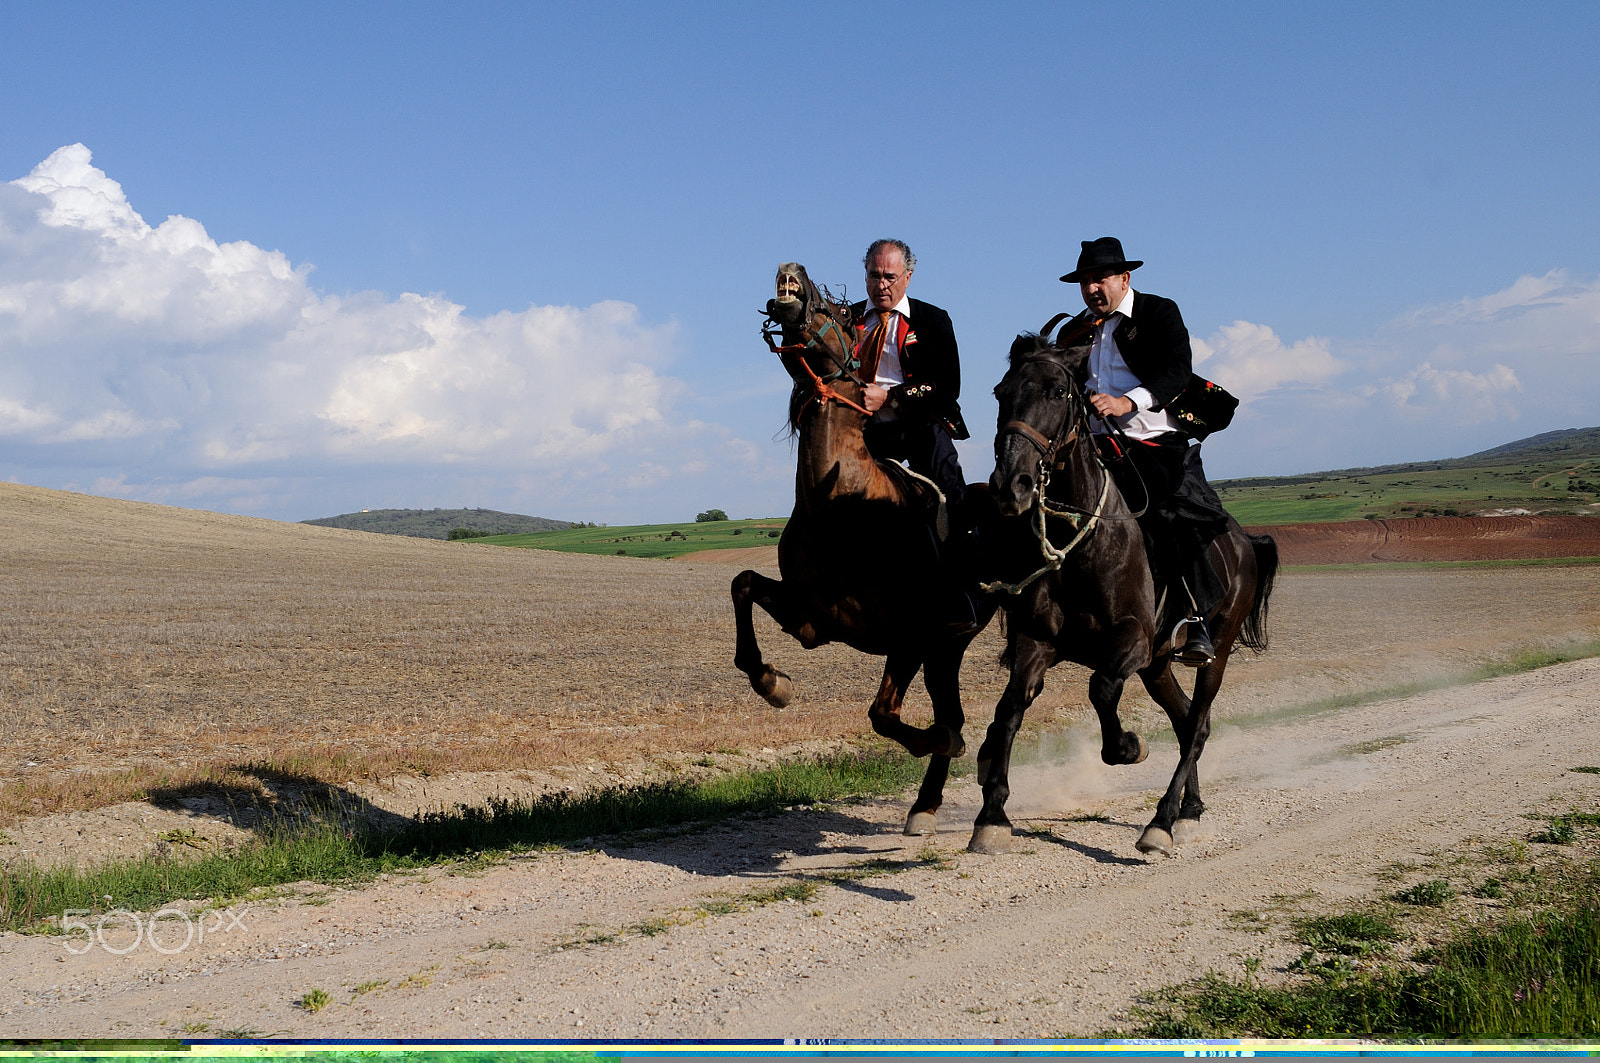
[[764, 263, 865, 430], [990, 332, 1091, 516]]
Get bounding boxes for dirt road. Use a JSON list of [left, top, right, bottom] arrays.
[[4, 657, 1598, 1039]]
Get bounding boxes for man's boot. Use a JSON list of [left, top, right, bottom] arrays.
[[1173, 575, 1215, 667], [1174, 614, 1216, 667], [937, 586, 981, 637]]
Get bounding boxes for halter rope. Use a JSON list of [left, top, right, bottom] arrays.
[[761, 312, 873, 417]]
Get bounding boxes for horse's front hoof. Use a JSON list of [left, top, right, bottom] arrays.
[[967, 824, 1014, 854], [1172, 818, 1203, 847], [757, 669, 793, 707], [1102, 733, 1148, 766], [1135, 825, 1174, 857], [904, 810, 938, 836]]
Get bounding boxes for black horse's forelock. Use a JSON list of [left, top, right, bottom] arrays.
[[1006, 332, 1090, 374], [1007, 332, 1053, 364]]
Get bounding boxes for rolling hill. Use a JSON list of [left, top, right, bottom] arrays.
[[301, 507, 573, 539]]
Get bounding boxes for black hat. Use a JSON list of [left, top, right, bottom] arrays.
[[1060, 237, 1143, 283]]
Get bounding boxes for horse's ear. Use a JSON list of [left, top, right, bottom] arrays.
[[1056, 343, 1091, 373], [1008, 332, 1046, 361]]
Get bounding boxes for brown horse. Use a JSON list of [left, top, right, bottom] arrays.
[[961, 329, 1277, 856], [731, 263, 992, 835]]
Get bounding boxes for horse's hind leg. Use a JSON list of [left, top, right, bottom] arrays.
[[731, 569, 800, 707], [867, 652, 962, 762], [1137, 654, 1228, 855], [903, 643, 969, 836]]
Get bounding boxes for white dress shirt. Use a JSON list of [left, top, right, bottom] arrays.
[[865, 294, 911, 389], [1086, 288, 1179, 440]]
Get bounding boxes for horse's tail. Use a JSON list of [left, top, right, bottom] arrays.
[[1239, 533, 1278, 653]]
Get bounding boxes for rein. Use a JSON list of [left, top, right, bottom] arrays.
[[762, 310, 873, 417]]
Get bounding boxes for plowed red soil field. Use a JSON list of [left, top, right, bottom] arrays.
[[1248, 514, 1600, 565]]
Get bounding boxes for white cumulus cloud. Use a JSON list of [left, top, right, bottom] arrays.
[[1190, 320, 1344, 399], [1376, 362, 1522, 421], [1200, 271, 1600, 477], [0, 145, 769, 520]]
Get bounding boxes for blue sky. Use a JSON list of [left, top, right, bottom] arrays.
[[3, 3, 1598, 523]]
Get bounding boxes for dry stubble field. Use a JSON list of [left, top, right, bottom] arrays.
[[3, 483, 1600, 1038]]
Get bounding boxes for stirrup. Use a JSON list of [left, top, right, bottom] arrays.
[[1174, 614, 1215, 668]]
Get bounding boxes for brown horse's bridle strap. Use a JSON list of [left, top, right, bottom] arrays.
[[762, 315, 873, 417]]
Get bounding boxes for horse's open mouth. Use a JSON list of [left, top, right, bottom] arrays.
[[770, 263, 807, 323]]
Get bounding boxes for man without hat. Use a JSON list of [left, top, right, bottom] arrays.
[[1062, 237, 1230, 665], [850, 238, 977, 633]]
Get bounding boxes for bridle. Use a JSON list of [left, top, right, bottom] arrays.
[[981, 352, 1112, 597], [761, 300, 873, 418]]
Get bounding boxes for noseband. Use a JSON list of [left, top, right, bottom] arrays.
[[996, 355, 1085, 484]]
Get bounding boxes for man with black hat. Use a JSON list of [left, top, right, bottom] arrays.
[[1061, 236, 1229, 666]]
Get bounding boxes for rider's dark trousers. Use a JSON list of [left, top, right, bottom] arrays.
[[864, 414, 966, 509], [1097, 432, 1227, 614]]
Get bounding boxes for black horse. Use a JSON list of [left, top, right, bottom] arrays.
[[963, 329, 1277, 856]]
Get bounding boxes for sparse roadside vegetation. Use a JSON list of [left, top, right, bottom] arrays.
[[296, 988, 330, 1013], [1118, 799, 1600, 1038], [0, 748, 961, 932]]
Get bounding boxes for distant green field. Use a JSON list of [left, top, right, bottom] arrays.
[[474, 517, 787, 559], [1217, 430, 1600, 525], [468, 428, 1600, 557]]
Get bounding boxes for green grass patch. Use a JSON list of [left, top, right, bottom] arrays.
[[1295, 912, 1403, 955], [1478, 638, 1600, 678], [1130, 898, 1600, 1038], [1235, 637, 1600, 734], [1572, 766, 1600, 775], [1127, 833, 1600, 1039], [1528, 811, 1600, 845], [475, 517, 786, 559], [1394, 878, 1455, 906], [297, 988, 330, 1013], [0, 748, 947, 931]]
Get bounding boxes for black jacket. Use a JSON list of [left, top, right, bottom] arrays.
[[848, 297, 968, 439], [1111, 291, 1192, 411]]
